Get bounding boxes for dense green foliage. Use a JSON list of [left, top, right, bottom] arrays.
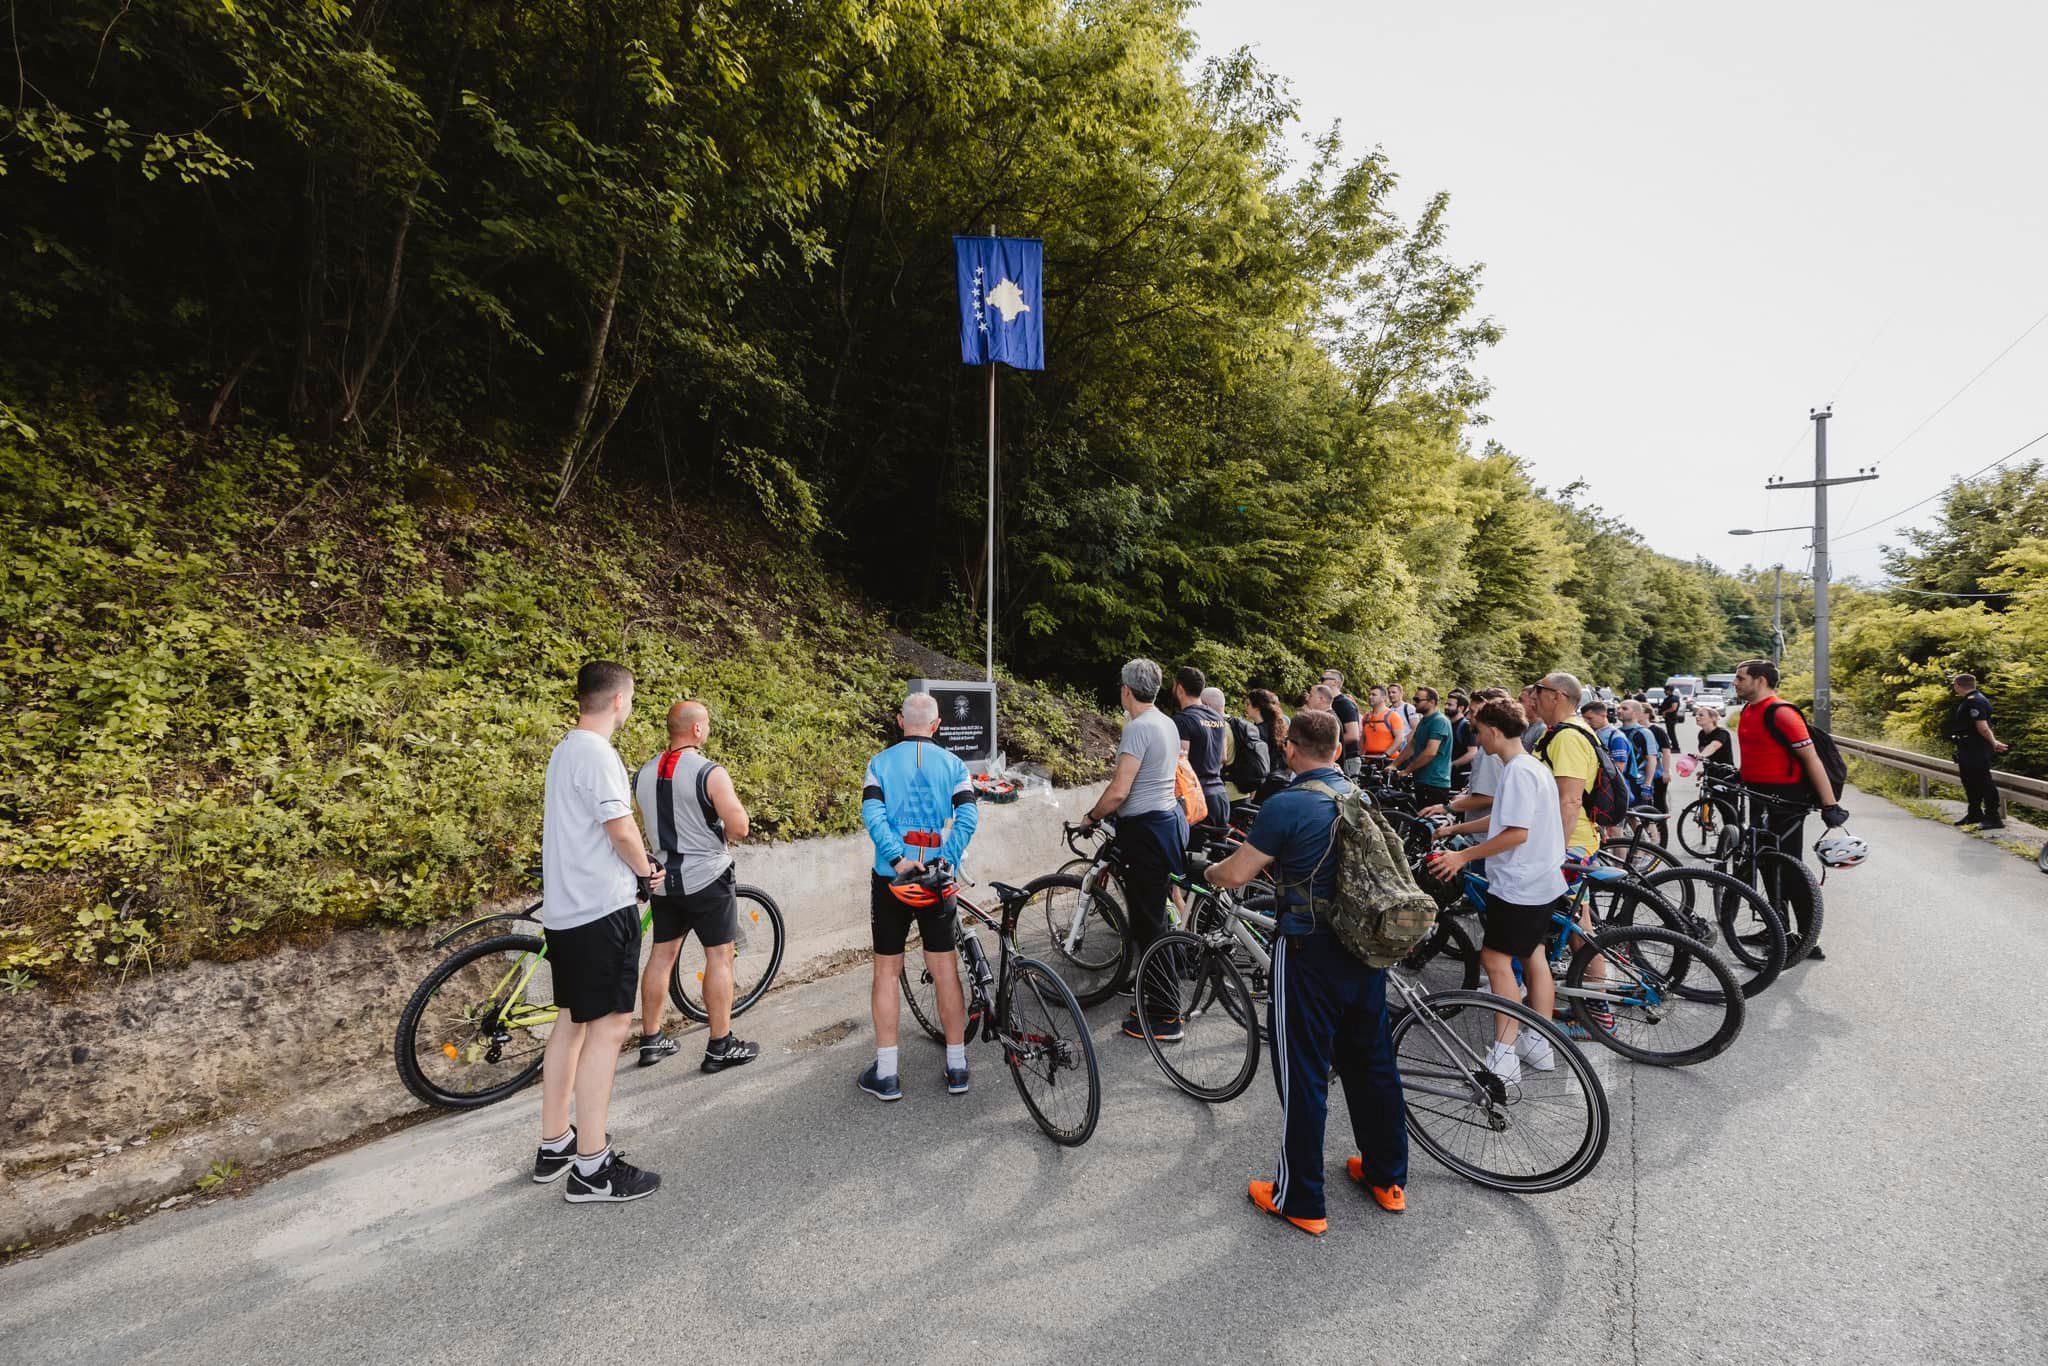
[[1813, 461, 2047, 777], [2, 1, 1746, 695], [0, 405, 1101, 980], [3, 3, 1784, 980]]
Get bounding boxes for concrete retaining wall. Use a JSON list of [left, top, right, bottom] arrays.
[[0, 784, 1100, 1245]]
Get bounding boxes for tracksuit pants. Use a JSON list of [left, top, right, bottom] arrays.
[[1268, 931, 1408, 1220]]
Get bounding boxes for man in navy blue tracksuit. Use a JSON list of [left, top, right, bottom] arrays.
[[1202, 706, 1408, 1235]]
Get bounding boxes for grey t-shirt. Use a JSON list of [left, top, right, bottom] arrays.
[[1115, 707, 1181, 816]]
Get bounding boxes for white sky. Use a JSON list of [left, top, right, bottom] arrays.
[[1191, 0, 2048, 581]]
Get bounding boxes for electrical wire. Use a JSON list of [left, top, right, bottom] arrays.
[[1832, 427, 2048, 543], [1870, 304, 2048, 467]]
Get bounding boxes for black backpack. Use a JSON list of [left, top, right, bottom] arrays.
[[1760, 701, 1847, 798], [1536, 720, 1633, 828], [1225, 716, 1271, 789]]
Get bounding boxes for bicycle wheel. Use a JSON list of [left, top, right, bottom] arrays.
[[1391, 914, 1480, 1006], [1565, 925, 1745, 1067], [394, 934, 555, 1109], [1133, 932, 1260, 1102], [667, 885, 786, 1022], [1637, 866, 1785, 999], [1000, 956, 1101, 1145], [1676, 796, 1741, 860], [1009, 872, 1130, 1007], [1381, 810, 1437, 867], [1393, 991, 1609, 1193], [1598, 835, 1683, 880], [900, 929, 977, 1044], [1757, 850, 1824, 967]]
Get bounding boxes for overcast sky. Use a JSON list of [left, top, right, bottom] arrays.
[[1191, 0, 2048, 581]]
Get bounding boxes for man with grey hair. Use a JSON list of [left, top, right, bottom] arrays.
[[1080, 658, 1188, 1041], [857, 691, 979, 1101]]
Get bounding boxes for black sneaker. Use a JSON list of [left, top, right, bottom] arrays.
[[701, 1035, 760, 1073], [1805, 945, 1827, 962], [1150, 1014, 1185, 1043], [563, 1149, 660, 1204], [1977, 821, 2007, 832], [533, 1128, 579, 1184], [638, 1033, 682, 1068]]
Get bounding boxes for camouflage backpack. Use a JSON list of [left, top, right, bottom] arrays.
[[1294, 780, 1439, 968]]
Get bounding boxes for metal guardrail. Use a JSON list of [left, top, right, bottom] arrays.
[[1834, 734, 2048, 815]]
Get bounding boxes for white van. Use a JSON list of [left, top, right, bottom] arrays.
[[1664, 675, 1703, 702]]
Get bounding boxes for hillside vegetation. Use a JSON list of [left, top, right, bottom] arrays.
[[0, 402, 1105, 984]]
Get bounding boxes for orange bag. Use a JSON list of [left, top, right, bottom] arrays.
[[1174, 756, 1209, 826]]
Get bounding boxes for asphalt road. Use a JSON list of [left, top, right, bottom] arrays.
[[5, 780, 2045, 1365]]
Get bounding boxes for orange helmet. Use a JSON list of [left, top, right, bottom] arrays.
[[889, 878, 943, 908]]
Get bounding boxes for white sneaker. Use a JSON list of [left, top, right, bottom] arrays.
[[1483, 1041, 1521, 1084], [1514, 1032, 1557, 1072]]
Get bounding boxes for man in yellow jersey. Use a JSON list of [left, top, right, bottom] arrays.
[[1526, 670, 1611, 1033]]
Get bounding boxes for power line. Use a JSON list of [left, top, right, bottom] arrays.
[[1831, 427, 2048, 543], [1888, 584, 2015, 600], [1871, 304, 2048, 466]]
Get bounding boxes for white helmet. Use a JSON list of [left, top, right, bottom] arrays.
[[1815, 828, 1868, 869]]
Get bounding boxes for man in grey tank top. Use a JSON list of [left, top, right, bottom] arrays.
[[632, 700, 761, 1073]]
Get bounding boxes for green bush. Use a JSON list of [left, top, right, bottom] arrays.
[[0, 399, 1078, 983]]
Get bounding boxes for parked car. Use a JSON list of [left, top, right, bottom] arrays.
[[1645, 687, 1666, 705]]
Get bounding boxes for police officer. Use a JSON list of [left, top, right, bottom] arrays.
[[1200, 707, 1408, 1236], [1948, 673, 2011, 831]]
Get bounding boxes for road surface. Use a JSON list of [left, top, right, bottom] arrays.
[[5, 782, 2044, 1365]]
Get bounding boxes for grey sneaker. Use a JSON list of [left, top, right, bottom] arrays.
[[638, 1033, 682, 1068]]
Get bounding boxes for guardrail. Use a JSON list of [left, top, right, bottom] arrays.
[[1834, 734, 2048, 815]]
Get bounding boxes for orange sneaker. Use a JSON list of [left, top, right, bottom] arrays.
[[1247, 1180, 1327, 1236], [1345, 1156, 1406, 1212]]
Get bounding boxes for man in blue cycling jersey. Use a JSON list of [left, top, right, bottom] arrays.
[[857, 692, 979, 1102]]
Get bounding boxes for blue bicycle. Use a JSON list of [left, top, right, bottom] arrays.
[[1433, 861, 1747, 1068]]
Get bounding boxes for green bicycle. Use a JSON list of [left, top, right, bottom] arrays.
[[394, 887, 785, 1110]]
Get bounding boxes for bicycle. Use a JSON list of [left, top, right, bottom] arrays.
[[1675, 767, 1745, 861], [393, 886, 786, 1110], [894, 862, 1102, 1146], [1706, 786, 1825, 968], [1131, 874, 1609, 1193]]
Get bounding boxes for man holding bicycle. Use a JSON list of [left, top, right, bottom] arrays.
[[632, 700, 760, 1074], [534, 661, 664, 1203], [1202, 707, 1409, 1235], [1732, 659, 1849, 962], [859, 692, 980, 1101]]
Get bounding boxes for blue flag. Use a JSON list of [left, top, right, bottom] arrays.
[[955, 235, 1044, 370]]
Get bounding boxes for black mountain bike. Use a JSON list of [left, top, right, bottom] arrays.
[[896, 862, 1102, 1146]]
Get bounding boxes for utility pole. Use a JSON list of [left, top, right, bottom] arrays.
[[1766, 406, 1875, 730], [1772, 565, 1785, 664]]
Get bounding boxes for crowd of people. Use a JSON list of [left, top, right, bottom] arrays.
[[525, 653, 1865, 1225]]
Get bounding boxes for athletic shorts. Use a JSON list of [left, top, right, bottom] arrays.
[[871, 873, 956, 957], [544, 904, 642, 1023], [1481, 892, 1561, 960], [651, 866, 738, 947]]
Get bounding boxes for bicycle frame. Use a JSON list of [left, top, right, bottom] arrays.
[[467, 901, 661, 1041], [1452, 866, 1669, 1011]]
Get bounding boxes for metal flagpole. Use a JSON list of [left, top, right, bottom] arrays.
[[985, 224, 997, 686]]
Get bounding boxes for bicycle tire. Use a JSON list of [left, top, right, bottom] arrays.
[[1009, 871, 1131, 1007], [1676, 796, 1741, 861], [1757, 849, 1824, 967], [1133, 932, 1260, 1102], [394, 933, 554, 1110], [1637, 866, 1785, 999], [666, 885, 786, 1022], [1565, 924, 1745, 1067], [900, 928, 979, 1044], [1393, 991, 1609, 1193], [1001, 956, 1102, 1145]]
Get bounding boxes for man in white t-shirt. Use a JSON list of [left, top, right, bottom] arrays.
[[1425, 695, 1566, 1085], [533, 661, 666, 1204]]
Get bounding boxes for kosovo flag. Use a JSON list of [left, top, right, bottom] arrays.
[[955, 236, 1044, 370]]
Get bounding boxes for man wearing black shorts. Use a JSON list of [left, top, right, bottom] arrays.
[[858, 692, 979, 1101], [633, 700, 761, 1073], [535, 661, 664, 1203]]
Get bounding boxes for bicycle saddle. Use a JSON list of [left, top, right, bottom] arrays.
[[988, 881, 1032, 906]]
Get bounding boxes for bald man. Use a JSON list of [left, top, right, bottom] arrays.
[[631, 700, 759, 1073]]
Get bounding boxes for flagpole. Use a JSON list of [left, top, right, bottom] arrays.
[[985, 223, 997, 688]]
